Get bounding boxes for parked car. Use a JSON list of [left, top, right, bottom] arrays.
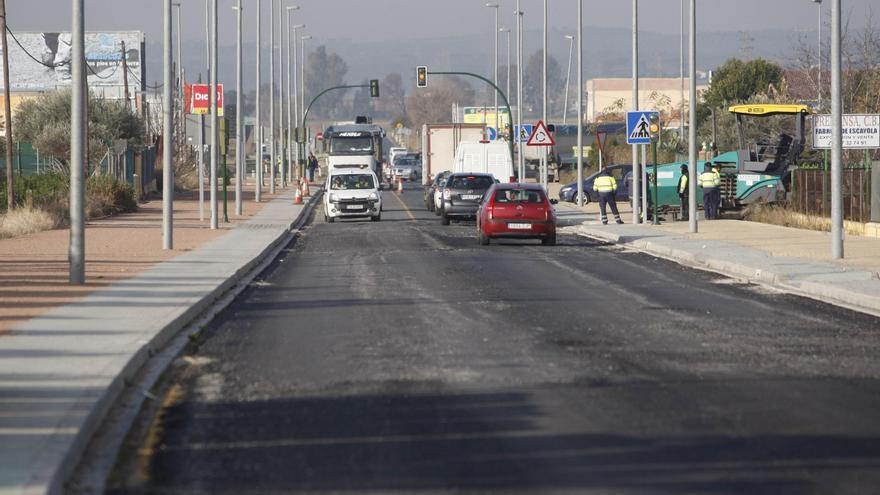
[[424, 170, 451, 212], [558, 164, 632, 203], [439, 173, 496, 225], [477, 183, 557, 245]]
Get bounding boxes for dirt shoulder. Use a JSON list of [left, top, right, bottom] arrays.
[[0, 186, 282, 334]]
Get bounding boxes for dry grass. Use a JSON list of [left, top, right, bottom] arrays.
[[0, 207, 60, 239], [744, 204, 865, 236]]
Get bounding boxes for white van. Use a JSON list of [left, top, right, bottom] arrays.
[[452, 141, 514, 182], [324, 165, 383, 223]]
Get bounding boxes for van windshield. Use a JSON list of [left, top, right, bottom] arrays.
[[330, 174, 375, 190]]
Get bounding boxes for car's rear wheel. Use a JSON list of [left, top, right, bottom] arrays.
[[371, 214, 381, 222], [542, 234, 556, 246], [441, 211, 450, 225]]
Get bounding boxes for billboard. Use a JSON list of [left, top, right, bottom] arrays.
[[185, 84, 224, 116], [0, 31, 144, 93], [462, 106, 511, 128]]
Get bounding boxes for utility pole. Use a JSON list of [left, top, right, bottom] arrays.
[[210, 0, 218, 229], [70, 0, 86, 282], [830, 0, 842, 258], [269, 0, 276, 194], [688, 0, 698, 233], [255, 0, 262, 202], [541, 0, 548, 188], [631, 0, 640, 224], [515, 0, 524, 181], [485, 3, 499, 133], [576, 0, 584, 207], [1, 0, 14, 211], [234, 0, 243, 216], [121, 41, 130, 109]]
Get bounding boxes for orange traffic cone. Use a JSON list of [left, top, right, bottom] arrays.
[[301, 177, 310, 197], [293, 186, 303, 204], [397, 176, 404, 194]]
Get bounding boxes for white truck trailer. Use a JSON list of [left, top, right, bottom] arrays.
[[420, 123, 487, 185]]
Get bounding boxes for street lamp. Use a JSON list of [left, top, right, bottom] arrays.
[[269, 0, 276, 194], [813, 0, 822, 110], [576, 0, 584, 207], [300, 34, 312, 168], [233, 1, 243, 216], [172, 2, 182, 95], [255, 0, 262, 203], [562, 35, 574, 125], [284, 5, 300, 187], [485, 3, 499, 132], [291, 23, 304, 180], [209, 0, 218, 229], [515, 1, 524, 180], [500, 27, 511, 130], [631, 0, 640, 223]]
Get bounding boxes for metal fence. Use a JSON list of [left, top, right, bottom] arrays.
[[790, 167, 872, 223]]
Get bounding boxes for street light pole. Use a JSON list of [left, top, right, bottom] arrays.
[[830, 0, 842, 258], [277, 0, 285, 188], [814, 0, 822, 110], [631, 0, 640, 224], [210, 0, 218, 229], [234, 1, 243, 216], [515, 0, 524, 181], [255, 0, 262, 202], [679, 0, 684, 143], [300, 34, 311, 169], [291, 24, 303, 180], [486, 3, 499, 133], [269, 0, 276, 194], [576, 0, 584, 207], [500, 28, 511, 132], [286, 6, 300, 185], [70, 0, 86, 281], [688, 0, 698, 233], [541, 0, 548, 188], [562, 35, 573, 125], [163, 0, 175, 247]]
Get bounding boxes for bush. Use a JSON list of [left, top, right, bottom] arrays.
[[0, 206, 60, 239], [86, 175, 137, 218], [0, 172, 136, 220]]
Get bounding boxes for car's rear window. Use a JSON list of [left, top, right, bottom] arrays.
[[494, 189, 545, 203], [450, 176, 494, 189]]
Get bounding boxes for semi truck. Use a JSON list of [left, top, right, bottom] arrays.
[[420, 123, 487, 185], [323, 123, 386, 178]]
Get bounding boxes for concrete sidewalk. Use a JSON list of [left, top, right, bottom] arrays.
[[0, 189, 319, 495], [558, 202, 880, 317]]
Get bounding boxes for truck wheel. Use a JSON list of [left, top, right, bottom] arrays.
[[441, 211, 450, 225]]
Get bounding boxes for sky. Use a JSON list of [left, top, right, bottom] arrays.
[[9, 0, 877, 45]]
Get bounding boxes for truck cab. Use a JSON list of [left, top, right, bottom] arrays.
[[323, 124, 386, 179]]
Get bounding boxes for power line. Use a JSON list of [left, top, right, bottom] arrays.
[[6, 27, 69, 68]]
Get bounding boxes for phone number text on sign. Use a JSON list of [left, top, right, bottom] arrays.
[[812, 114, 880, 149]]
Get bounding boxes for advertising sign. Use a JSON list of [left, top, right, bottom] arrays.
[[187, 84, 224, 116], [812, 114, 880, 149], [462, 106, 511, 128], [0, 32, 144, 92]]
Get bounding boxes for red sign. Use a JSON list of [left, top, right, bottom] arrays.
[[526, 119, 555, 147], [186, 84, 224, 116], [316, 132, 324, 141]]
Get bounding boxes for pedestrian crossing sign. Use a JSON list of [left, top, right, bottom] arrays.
[[626, 111, 660, 145]]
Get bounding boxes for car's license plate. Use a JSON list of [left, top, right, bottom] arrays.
[[344, 204, 364, 210], [461, 194, 481, 200], [508, 223, 531, 229]]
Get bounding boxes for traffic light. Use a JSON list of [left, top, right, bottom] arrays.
[[369, 79, 380, 98], [648, 112, 661, 142], [416, 66, 428, 88]]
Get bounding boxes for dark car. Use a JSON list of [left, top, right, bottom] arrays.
[[440, 173, 496, 225], [558, 164, 632, 203], [424, 170, 451, 212], [477, 183, 557, 245]]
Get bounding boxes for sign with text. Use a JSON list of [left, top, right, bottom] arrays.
[[812, 114, 880, 149], [187, 83, 224, 116]]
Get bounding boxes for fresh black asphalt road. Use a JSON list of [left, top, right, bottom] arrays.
[[110, 184, 880, 495]]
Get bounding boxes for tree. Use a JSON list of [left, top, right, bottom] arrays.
[[380, 72, 406, 121], [406, 76, 474, 132], [702, 58, 783, 108], [15, 89, 145, 171], [351, 80, 372, 117], [304, 45, 348, 119], [523, 50, 563, 115]]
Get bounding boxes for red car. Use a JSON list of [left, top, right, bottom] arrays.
[[476, 183, 557, 246]]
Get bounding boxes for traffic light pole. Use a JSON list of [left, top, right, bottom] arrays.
[[426, 71, 515, 173], [299, 83, 375, 168]]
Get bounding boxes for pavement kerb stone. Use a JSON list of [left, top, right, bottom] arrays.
[[575, 224, 880, 318], [1, 189, 322, 495]]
